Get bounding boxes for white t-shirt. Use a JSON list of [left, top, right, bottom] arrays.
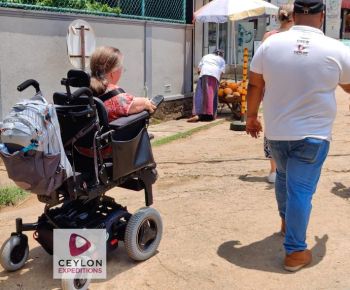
[[198, 54, 226, 81], [250, 25, 350, 141]]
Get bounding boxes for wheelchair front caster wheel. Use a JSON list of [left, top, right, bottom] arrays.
[[0, 234, 29, 271], [124, 207, 163, 261], [61, 277, 91, 290], [61, 256, 92, 290]]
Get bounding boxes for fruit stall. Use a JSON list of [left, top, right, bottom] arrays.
[[218, 47, 249, 121]]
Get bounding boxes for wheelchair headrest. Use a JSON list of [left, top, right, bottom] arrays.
[[61, 69, 90, 88]]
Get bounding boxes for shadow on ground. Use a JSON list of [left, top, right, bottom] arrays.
[[331, 182, 350, 200], [239, 174, 267, 183], [217, 233, 328, 274], [238, 174, 274, 190]]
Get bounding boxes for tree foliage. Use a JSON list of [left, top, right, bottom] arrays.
[[1, 0, 122, 14]]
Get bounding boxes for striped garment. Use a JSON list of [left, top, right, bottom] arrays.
[[193, 75, 219, 118]]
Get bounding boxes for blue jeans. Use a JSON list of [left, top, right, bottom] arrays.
[[267, 138, 330, 254]]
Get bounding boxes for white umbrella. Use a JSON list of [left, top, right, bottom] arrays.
[[194, 0, 279, 23], [194, 0, 279, 71], [194, 0, 279, 127]]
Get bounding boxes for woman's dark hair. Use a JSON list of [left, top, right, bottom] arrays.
[[90, 46, 123, 96], [213, 48, 225, 57]]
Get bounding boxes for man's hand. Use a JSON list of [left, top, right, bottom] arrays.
[[246, 71, 264, 138], [246, 116, 263, 138]]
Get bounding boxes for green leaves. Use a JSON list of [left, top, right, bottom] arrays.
[[4, 0, 122, 14], [0, 186, 29, 207]]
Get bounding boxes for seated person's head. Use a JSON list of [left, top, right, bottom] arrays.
[[90, 46, 123, 96]]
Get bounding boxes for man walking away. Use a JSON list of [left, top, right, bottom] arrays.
[[246, 0, 350, 272]]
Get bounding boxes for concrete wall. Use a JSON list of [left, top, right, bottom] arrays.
[[0, 8, 193, 119], [194, 0, 205, 66], [151, 26, 185, 97]]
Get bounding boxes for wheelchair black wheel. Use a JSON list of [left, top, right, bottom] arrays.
[[0, 234, 29, 271], [124, 207, 163, 261]]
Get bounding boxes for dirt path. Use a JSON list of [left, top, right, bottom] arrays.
[[1, 87, 350, 290]]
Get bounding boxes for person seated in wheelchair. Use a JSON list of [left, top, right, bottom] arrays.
[[90, 46, 156, 121], [75, 46, 157, 161]]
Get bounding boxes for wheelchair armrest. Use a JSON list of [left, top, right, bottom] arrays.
[[109, 111, 149, 129]]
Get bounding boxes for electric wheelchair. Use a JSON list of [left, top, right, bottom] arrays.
[[0, 69, 164, 290]]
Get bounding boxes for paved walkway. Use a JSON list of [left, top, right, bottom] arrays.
[[149, 115, 230, 141]]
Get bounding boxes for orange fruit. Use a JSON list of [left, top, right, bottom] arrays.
[[227, 82, 239, 91], [223, 88, 233, 95]]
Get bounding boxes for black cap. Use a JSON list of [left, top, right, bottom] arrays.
[[294, 0, 324, 14]]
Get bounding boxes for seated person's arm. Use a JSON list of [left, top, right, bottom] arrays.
[[128, 97, 156, 115]]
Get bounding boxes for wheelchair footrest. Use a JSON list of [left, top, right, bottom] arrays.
[[118, 178, 144, 191]]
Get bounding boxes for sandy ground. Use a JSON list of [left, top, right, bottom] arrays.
[[1, 87, 350, 290]]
